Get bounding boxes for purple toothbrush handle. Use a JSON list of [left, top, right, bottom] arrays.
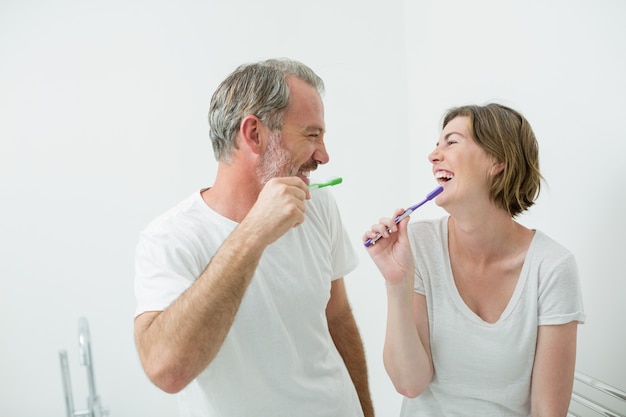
[[364, 185, 443, 247]]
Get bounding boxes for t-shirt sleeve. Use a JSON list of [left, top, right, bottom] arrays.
[[134, 229, 198, 317], [408, 220, 440, 296], [537, 248, 586, 326], [321, 189, 359, 280]]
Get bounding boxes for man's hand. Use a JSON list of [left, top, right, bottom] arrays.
[[241, 177, 310, 245]]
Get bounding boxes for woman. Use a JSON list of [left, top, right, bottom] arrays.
[[364, 103, 585, 417]]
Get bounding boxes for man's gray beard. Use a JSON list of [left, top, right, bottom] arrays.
[[256, 131, 294, 184]]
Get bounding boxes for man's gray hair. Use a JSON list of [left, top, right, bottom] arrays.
[[208, 58, 325, 162]]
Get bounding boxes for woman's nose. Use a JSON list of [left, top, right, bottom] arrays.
[[428, 147, 441, 164]]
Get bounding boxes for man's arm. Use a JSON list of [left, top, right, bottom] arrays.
[[134, 224, 265, 394], [134, 178, 309, 394], [326, 278, 375, 417]]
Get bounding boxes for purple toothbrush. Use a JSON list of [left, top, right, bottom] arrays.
[[364, 185, 444, 247]]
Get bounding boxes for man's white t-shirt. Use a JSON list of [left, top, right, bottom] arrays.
[[402, 217, 585, 417], [134, 187, 363, 417]]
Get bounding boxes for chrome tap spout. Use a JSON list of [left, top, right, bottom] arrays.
[[78, 316, 98, 407], [59, 350, 76, 417], [59, 317, 108, 417]]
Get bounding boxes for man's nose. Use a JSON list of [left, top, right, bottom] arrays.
[[314, 140, 330, 165]]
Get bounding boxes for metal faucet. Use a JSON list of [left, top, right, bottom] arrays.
[[59, 316, 109, 417]]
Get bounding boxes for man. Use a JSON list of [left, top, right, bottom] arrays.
[[133, 58, 374, 417]]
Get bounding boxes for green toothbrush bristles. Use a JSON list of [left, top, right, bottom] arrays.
[[308, 177, 343, 189]]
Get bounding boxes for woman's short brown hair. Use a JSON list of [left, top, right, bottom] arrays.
[[442, 103, 543, 217]]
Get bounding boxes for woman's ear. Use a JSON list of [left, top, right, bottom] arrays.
[[240, 115, 263, 155], [490, 160, 505, 176]]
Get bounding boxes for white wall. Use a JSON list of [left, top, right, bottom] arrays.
[[0, 1, 624, 416]]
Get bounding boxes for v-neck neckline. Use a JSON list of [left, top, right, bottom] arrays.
[[441, 217, 537, 326]]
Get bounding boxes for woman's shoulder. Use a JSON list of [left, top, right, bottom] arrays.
[[525, 230, 579, 278], [408, 216, 448, 234], [530, 230, 575, 258], [407, 216, 449, 248]]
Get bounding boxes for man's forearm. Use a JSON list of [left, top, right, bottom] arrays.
[[328, 308, 375, 417]]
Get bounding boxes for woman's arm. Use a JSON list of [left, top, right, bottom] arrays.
[[364, 209, 434, 398], [383, 285, 433, 398], [530, 321, 578, 417]]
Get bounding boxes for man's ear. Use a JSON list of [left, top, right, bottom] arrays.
[[240, 115, 263, 155]]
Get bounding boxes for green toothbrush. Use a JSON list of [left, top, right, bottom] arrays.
[[308, 177, 343, 189]]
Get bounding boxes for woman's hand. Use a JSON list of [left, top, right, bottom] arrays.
[[363, 208, 415, 284]]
